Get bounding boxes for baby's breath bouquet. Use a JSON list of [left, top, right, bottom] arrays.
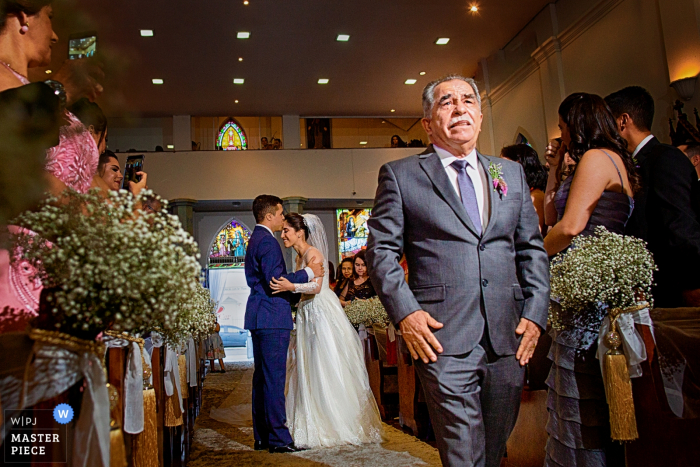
[[161, 282, 217, 345], [344, 297, 390, 327], [12, 189, 202, 339], [549, 226, 656, 330]]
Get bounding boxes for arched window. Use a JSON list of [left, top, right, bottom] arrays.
[[217, 118, 248, 151], [208, 218, 252, 268]]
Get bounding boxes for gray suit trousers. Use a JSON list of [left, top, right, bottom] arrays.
[[415, 337, 525, 467]]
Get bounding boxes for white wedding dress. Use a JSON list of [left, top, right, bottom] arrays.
[[285, 215, 384, 449]]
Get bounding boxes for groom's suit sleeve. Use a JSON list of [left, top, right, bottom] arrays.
[[512, 164, 550, 330], [258, 236, 309, 289], [367, 163, 422, 325]]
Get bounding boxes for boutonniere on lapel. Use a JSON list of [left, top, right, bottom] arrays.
[[488, 162, 508, 197]]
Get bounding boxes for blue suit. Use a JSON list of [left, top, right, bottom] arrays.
[[244, 225, 308, 447]]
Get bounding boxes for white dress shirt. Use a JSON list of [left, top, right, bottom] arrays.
[[632, 134, 654, 158], [434, 145, 490, 229], [256, 224, 315, 280]]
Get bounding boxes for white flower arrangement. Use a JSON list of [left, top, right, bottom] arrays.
[[161, 282, 217, 345], [549, 226, 656, 330], [12, 189, 202, 339], [344, 297, 390, 327]]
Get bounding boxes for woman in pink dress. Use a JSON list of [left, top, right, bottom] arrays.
[[0, 0, 109, 332]]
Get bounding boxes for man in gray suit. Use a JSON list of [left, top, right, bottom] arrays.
[[366, 75, 550, 467]]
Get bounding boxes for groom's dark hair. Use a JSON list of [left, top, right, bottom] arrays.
[[253, 195, 283, 222]]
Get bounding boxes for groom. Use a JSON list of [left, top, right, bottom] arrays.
[[367, 75, 550, 467], [244, 195, 323, 453]]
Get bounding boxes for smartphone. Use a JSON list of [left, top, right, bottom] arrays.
[[68, 32, 97, 60], [122, 155, 144, 189]]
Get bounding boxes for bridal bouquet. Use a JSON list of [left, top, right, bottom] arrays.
[[548, 225, 656, 330], [12, 189, 202, 339], [344, 297, 390, 327]]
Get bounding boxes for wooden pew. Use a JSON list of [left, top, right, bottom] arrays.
[[363, 333, 398, 420], [626, 318, 700, 466], [151, 346, 165, 467], [396, 334, 430, 437]]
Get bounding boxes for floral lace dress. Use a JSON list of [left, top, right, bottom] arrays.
[[0, 63, 99, 332]]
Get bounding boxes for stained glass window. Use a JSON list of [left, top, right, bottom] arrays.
[[208, 219, 252, 268], [217, 119, 248, 151], [336, 209, 372, 262]]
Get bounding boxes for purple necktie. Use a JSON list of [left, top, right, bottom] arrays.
[[450, 159, 482, 235]]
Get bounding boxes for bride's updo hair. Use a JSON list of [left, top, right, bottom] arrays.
[[284, 213, 309, 240]]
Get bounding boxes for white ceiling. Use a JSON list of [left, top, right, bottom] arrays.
[[44, 0, 551, 117]]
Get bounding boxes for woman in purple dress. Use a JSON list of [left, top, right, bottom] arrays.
[[543, 93, 640, 467]]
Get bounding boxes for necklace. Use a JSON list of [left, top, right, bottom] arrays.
[[0, 60, 28, 80]]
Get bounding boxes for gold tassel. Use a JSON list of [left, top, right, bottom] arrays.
[[132, 389, 158, 467], [110, 427, 127, 467], [178, 355, 188, 399], [603, 318, 639, 441], [164, 384, 183, 427]]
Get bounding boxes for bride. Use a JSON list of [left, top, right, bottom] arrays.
[[269, 213, 384, 449]]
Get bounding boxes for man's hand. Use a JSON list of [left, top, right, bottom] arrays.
[[515, 318, 541, 366], [399, 310, 444, 363], [307, 260, 324, 278]]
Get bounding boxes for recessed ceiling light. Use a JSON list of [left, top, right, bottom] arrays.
[[238, 57, 243, 62], [318, 78, 329, 84], [419, 71, 426, 75], [336, 34, 350, 42], [45, 69, 52, 74], [405, 79, 417, 85], [435, 38, 450, 45], [233, 78, 245, 84], [235, 99, 239, 103], [243, 0, 249, 4], [167, 144, 174, 149], [391, 109, 395, 112], [237, 32, 250, 39], [470, 5, 479, 12], [360, 141, 368, 145], [140, 29, 154, 37], [152, 78, 163, 84]]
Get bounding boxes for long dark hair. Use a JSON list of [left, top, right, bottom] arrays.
[[283, 212, 309, 240], [352, 249, 368, 278], [500, 144, 547, 191], [558, 92, 640, 193], [0, 0, 52, 32], [68, 98, 108, 149], [336, 257, 353, 283]]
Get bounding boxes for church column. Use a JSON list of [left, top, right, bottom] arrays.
[[282, 197, 308, 272], [282, 115, 302, 149], [173, 115, 192, 151], [169, 198, 197, 237]]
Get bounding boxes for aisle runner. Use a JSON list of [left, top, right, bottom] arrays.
[[189, 362, 441, 467]]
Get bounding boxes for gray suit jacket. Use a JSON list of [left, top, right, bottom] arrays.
[[366, 146, 550, 356]]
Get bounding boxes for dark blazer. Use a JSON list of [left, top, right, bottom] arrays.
[[366, 147, 550, 356], [244, 226, 309, 330], [626, 137, 700, 306]]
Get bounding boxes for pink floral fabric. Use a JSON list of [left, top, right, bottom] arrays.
[[45, 111, 99, 193]]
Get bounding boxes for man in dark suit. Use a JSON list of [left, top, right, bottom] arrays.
[[367, 75, 550, 467], [244, 195, 323, 453], [605, 87, 700, 307]]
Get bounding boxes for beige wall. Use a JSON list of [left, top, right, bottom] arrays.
[[328, 118, 427, 149], [138, 148, 415, 201], [477, 0, 694, 158]]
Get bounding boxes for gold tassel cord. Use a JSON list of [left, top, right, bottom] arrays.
[[602, 302, 647, 442], [132, 389, 158, 467], [178, 355, 188, 399], [110, 426, 127, 467], [164, 383, 183, 427]]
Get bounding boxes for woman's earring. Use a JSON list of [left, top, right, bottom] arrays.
[[20, 24, 29, 33]]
